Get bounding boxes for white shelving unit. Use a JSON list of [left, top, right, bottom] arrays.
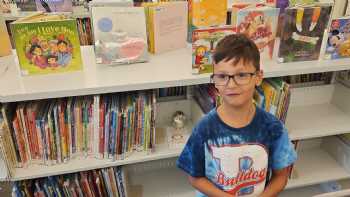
[[0, 41, 350, 196], [2, 47, 350, 102]]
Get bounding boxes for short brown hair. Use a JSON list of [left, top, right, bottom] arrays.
[[213, 34, 260, 70]]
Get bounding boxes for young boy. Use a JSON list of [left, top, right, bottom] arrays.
[[177, 34, 297, 197]]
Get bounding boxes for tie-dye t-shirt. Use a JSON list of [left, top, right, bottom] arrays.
[[176, 106, 297, 197]]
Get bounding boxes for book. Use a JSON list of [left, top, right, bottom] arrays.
[[278, 5, 332, 63], [16, 0, 37, 11], [144, 1, 187, 54], [192, 26, 236, 74], [325, 17, 350, 60], [0, 15, 12, 57], [235, 6, 280, 60], [35, 0, 73, 12], [11, 13, 83, 75], [91, 6, 149, 66], [188, 0, 227, 41]]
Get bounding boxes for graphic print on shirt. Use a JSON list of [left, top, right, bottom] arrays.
[[207, 143, 268, 197]]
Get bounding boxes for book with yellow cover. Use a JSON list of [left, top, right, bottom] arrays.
[[0, 15, 12, 57], [11, 12, 82, 76]]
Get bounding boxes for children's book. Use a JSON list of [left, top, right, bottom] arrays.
[[278, 5, 332, 63], [91, 6, 149, 66], [11, 13, 83, 75], [144, 1, 187, 54], [235, 6, 280, 60], [0, 15, 12, 57], [192, 26, 235, 74], [325, 17, 350, 60], [188, 0, 227, 41], [35, 0, 73, 12]]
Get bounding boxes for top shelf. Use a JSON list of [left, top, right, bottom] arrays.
[[1, 46, 350, 102]]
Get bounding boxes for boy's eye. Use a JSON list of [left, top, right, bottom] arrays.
[[215, 74, 228, 79], [237, 73, 250, 78]]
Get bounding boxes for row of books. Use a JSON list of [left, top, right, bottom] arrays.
[[255, 78, 291, 123], [193, 78, 290, 123], [12, 166, 128, 197], [76, 17, 93, 46], [282, 72, 334, 87], [157, 86, 186, 98], [0, 90, 156, 175], [192, 84, 220, 114]]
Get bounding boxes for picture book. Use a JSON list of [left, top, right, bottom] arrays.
[[325, 17, 350, 60], [278, 5, 332, 63], [236, 6, 280, 60], [144, 1, 187, 54], [192, 26, 235, 74], [91, 6, 149, 66], [0, 15, 12, 57], [188, 0, 227, 41], [11, 13, 82, 75], [35, 0, 73, 12]]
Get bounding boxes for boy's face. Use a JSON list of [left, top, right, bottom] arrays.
[[214, 58, 263, 108]]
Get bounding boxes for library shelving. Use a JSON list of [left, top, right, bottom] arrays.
[[2, 41, 350, 196]]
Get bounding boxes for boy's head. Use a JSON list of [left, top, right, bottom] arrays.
[[212, 34, 263, 108]]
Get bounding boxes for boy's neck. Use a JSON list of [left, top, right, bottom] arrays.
[[217, 102, 256, 129]]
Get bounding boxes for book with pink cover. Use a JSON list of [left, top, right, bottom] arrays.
[[35, 0, 73, 12], [152, 1, 187, 54]]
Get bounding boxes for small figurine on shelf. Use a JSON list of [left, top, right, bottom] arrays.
[[167, 111, 189, 149]]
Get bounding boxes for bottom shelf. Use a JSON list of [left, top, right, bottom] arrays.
[[126, 158, 195, 197], [286, 147, 350, 189], [281, 179, 350, 197]]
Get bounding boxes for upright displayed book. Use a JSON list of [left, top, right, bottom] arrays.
[[188, 0, 227, 40], [235, 6, 280, 60], [35, 0, 73, 12], [16, 0, 37, 11], [144, 1, 187, 54], [278, 5, 332, 63], [11, 13, 83, 75], [0, 15, 12, 57], [192, 27, 235, 74], [325, 17, 350, 60], [91, 6, 149, 66]]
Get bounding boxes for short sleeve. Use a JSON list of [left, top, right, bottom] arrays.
[[269, 128, 297, 170], [176, 127, 205, 177]]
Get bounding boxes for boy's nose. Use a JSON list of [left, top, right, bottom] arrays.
[[226, 77, 238, 88]]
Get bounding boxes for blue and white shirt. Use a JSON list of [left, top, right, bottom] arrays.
[[176, 106, 297, 197]]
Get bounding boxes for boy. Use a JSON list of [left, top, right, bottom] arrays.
[[177, 34, 297, 197]]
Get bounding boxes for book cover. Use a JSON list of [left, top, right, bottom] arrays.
[[278, 5, 332, 63], [325, 17, 350, 60], [0, 15, 12, 57], [147, 1, 188, 54], [35, 0, 73, 12], [91, 6, 149, 66], [236, 7, 280, 60], [16, 0, 37, 11], [192, 26, 236, 74], [11, 14, 83, 75], [190, 0, 227, 28]]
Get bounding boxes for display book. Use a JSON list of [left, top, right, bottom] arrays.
[[277, 2, 332, 62], [91, 5, 149, 66], [10, 12, 83, 76], [0, 90, 156, 178], [142, 1, 187, 54]]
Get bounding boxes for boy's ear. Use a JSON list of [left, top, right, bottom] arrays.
[[255, 70, 264, 86]]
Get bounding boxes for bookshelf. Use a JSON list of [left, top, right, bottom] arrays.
[[2, 46, 350, 102], [2, 4, 350, 197]]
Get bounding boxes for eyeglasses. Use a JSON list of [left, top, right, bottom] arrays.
[[210, 72, 257, 86]]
